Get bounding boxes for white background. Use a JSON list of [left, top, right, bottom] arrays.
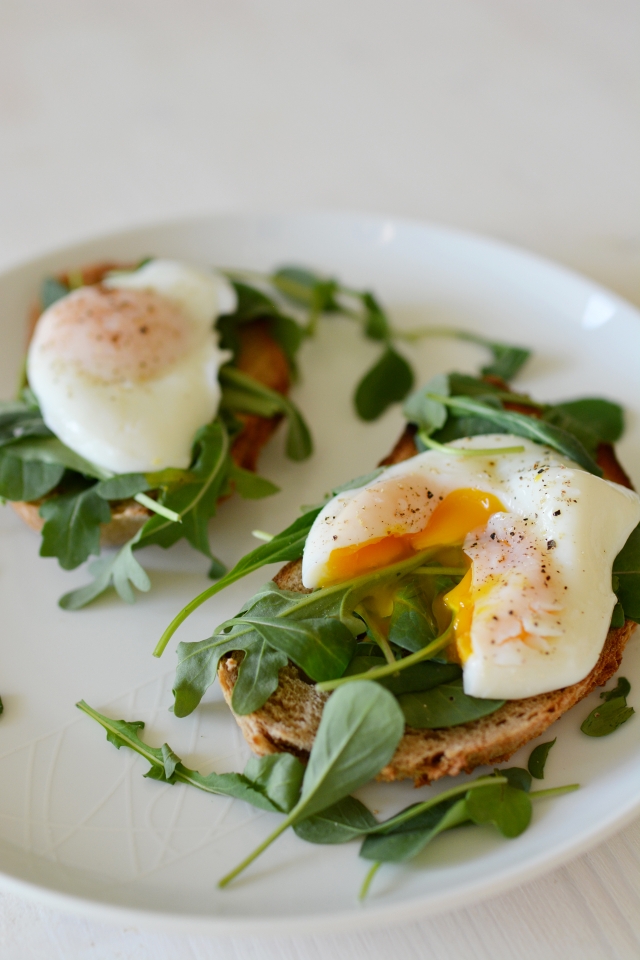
[[0, 1, 639, 957]]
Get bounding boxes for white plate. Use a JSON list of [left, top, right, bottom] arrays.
[[0, 213, 638, 936]]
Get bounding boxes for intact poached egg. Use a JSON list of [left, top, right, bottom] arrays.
[[302, 435, 640, 699], [27, 259, 235, 474]]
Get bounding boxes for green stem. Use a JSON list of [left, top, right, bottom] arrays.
[[529, 784, 580, 800], [134, 492, 181, 523], [359, 861, 381, 901], [316, 624, 453, 692], [413, 566, 467, 577], [218, 813, 294, 888], [418, 432, 525, 458]]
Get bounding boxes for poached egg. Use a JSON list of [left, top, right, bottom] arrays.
[[27, 259, 235, 474], [302, 435, 640, 699]]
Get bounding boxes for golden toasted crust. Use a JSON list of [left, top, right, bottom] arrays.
[[218, 394, 638, 783], [13, 263, 291, 546]]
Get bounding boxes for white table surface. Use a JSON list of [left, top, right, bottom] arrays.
[[0, 2, 639, 957]]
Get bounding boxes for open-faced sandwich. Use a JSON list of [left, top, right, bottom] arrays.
[[1, 259, 318, 608], [80, 280, 640, 897]]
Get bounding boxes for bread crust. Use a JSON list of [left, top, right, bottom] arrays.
[[218, 566, 636, 784], [13, 263, 290, 546], [218, 401, 638, 784]]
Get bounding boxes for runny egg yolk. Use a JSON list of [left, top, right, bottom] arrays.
[[324, 488, 505, 583], [442, 570, 475, 663]]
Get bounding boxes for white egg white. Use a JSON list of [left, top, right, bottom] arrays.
[[302, 435, 640, 699], [27, 260, 235, 474]]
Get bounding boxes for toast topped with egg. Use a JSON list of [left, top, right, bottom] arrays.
[[14, 261, 291, 546], [218, 421, 637, 784], [3, 258, 307, 609], [161, 364, 640, 785]]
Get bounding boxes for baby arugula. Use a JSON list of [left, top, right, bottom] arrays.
[[79, 695, 579, 899], [224, 265, 532, 423], [0, 388, 292, 610], [0, 399, 284, 609], [76, 700, 305, 813], [580, 677, 634, 737]]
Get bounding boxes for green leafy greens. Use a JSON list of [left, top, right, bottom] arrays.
[[527, 738, 556, 779], [225, 265, 532, 423], [77, 700, 304, 813], [80, 697, 580, 897], [0, 392, 284, 608], [580, 677, 634, 737]]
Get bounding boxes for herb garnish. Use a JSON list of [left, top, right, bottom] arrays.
[[76, 700, 305, 813], [527, 738, 556, 779], [224, 265, 531, 421], [80, 695, 580, 899], [581, 677, 634, 737]]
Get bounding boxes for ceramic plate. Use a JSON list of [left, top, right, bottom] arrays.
[[0, 213, 639, 935]]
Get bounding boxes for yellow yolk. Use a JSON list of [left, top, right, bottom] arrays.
[[443, 570, 475, 663], [323, 488, 505, 585]]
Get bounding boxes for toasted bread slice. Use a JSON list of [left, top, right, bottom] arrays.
[[218, 413, 637, 784], [13, 263, 290, 547]]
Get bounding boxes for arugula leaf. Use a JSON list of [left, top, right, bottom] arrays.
[[479, 343, 530, 380], [219, 366, 312, 461], [293, 795, 379, 844], [173, 629, 287, 718], [613, 524, 640, 623], [601, 676, 631, 701], [59, 534, 151, 609], [344, 656, 462, 696], [154, 506, 322, 656], [360, 796, 468, 864], [243, 753, 305, 814], [228, 463, 279, 499], [610, 602, 626, 629], [0, 449, 64, 500], [528, 739, 556, 779], [39, 487, 111, 570], [581, 692, 634, 737], [544, 398, 624, 453], [388, 582, 438, 652], [354, 348, 414, 421], [0, 405, 53, 449], [64, 419, 240, 609], [402, 373, 449, 435], [398, 679, 505, 728], [271, 266, 340, 313], [2, 436, 106, 479], [137, 420, 230, 559], [172, 577, 356, 717], [218, 681, 405, 887], [94, 474, 150, 500], [77, 700, 304, 813], [361, 292, 391, 342], [40, 276, 69, 309], [432, 394, 602, 475], [499, 766, 532, 793], [235, 616, 356, 682], [357, 774, 508, 868], [465, 778, 532, 837]]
